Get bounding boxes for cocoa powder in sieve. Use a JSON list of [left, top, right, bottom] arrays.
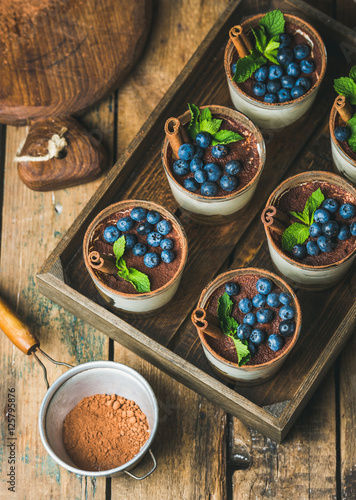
[[62, 393, 150, 471]]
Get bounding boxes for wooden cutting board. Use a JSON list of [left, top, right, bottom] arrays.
[[0, 0, 151, 125]]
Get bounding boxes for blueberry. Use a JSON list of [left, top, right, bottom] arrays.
[[239, 298, 252, 314], [196, 132, 211, 148], [161, 250, 175, 263], [279, 305, 295, 320], [281, 75, 296, 89], [317, 235, 336, 253], [339, 203, 356, 220], [178, 143, 195, 161], [291, 86, 305, 99], [160, 238, 174, 250], [268, 334, 284, 352], [277, 47, 294, 65], [130, 207, 147, 222], [137, 221, 154, 235], [322, 198, 339, 213], [278, 88, 291, 103], [338, 224, 350, 241], [322, 220, 339, 237], [292, 244, 307, 259], [243, 313, 256, 326], [147, 231, 163, 247], [279, 33, 291, 49], [204, 163, 222, 182], [143, 252, 160, 268], [252, 82, 267, 96], [157, 219, 172, 235], [294, 44, 310, 60], [117, 217, 134, 232], [249, 328, 265, 345], [269, 65, 284, 80], [103, 225, 120, 243], [295, 77, 311, 92], [286, 62, 301, 78], [264, 93, 278, 103], [256, 278, 273, 295], [201, 181, 218, 197], [279, 320, 296, 337], [173, 159, 190, 176], [252, 294, 266, 308], [306, 240, 320, 256], [184, 177, 199, 192], [309, 222, 323, 238], [225, 282, 239, 296], [334, 126, 351, 142], [124, 234, 137, 249], [220, 174, 238, 192], [279, 292, 292, 306], [350, 221, 356, 236], [132, 243, 147, 256], [212, 145, 229, 159], [300, 59, 315, 74], [266, 292, 281, 308], [190, 157, 204, 173], [146, 210, 161, 225], [256, 308, 274, 324], [193, 146, 204, 159], [314, 208, 331, 224], [225, 160, 243, 176], [267, 80, 281, 94], [232, 62, 237, 75], [237, 324, 252, 340], [254, 65, 268, 82], [248, 342, 257, 356], [194, 169, 208, 184]]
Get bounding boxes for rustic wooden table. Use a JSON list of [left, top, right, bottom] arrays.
[[1, 1, 355, 498]]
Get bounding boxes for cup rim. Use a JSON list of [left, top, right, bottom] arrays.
[[83, 199, 188, 298], [224, 13, 327, 109], [161, 104, 266, 201], [195, 267, 302, 371], [263, 171, 356, 269], [329, 104, 356, 167]]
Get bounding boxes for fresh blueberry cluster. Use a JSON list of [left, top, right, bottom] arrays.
[[292, 199, 356, 259], [172, 139, 243, 197], [225, 277, 296, 354], [103, 207, 176, 268]]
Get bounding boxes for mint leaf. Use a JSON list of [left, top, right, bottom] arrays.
[[229, 338, 251, 366], [282, 223, 310, 252], [116, 256, 130, 280], [334, 77, 356, 105], [263, 36, 280, 64], [200, 118, 222, 135], [113, 235, 126, 262], [187, 103, 200, 140], [217, 292, 235, 335], [232, 53, 267, 83], [251, 26, 267, 53], [349, 65, 356, 83], [347, 113, 356, 152], [290, 211, 309, 225], [200, 108, 212, 122], [303, 188, 324, 224], [127, 268, 151, 293], [259, 9, 285, 38], [211, 129, 243, 146], [114, 237, 151, 293]]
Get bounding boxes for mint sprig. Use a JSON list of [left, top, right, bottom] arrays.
[[113, 236, 151, 293], [347, 113, 356, 152], [217, 292, 251, 366], [281, 188, 325, 252], [187, 104, 243, 145], [232, 9, 285, 83], [334, 65, 356, 105]]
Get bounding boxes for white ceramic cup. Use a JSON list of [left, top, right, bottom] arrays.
[[329, 104, 356, 184], [193, 268, 301, 385], [224, 14, 327, 130]]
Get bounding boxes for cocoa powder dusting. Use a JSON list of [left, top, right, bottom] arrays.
[[63, 394, 150, 471]]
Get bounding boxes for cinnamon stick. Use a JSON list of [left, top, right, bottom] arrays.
[[229, 25, 251, 58], [261, 206, 290, 236], [165, 117, 184, 158], [334, 95, 353, 123], [191, 308, 225, 340], [88, 251, 117, 274]]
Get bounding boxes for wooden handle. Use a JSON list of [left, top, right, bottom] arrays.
[[0, 296, 39, 355]]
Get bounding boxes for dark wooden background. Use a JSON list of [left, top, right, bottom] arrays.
[[0, 0, 355, 498]]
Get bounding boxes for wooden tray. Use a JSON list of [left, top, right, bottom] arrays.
[[37, 0, 356, 442]]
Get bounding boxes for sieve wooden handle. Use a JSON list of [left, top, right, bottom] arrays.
[[0, 296, 40, 355]]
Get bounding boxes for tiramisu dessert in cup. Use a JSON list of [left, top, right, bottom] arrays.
[[329, 65, 356, 183], [224, 9, 327, 130], [161, 104, 266, 224], [191, 268, 301, 385], [83, 200, 188, 314], [262, 171, 356, 290]]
